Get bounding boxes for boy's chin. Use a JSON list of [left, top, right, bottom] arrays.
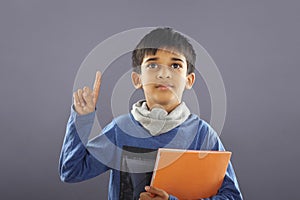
[[148, 98, 180, 108]]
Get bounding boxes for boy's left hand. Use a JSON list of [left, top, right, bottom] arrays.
[[139, 186, 169, 200]]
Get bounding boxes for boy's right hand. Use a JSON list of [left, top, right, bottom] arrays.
[[73, 71, 101, 115]]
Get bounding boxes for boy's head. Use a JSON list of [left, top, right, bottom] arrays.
[[132, 27, 196, 74], [131, 27, 196, 112]]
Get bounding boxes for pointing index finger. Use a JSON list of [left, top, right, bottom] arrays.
[[93, 71, 101, 104]]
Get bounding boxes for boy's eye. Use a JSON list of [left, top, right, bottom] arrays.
[[147, 63, 158, 69], [171, 63, 182, 69]]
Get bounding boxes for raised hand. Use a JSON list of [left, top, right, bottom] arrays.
[[73, 71, 101, 115]]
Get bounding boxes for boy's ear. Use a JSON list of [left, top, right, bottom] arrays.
[[131, 72, 142, 89], [185, 72, 195, 89]]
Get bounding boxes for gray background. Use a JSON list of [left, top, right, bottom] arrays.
[[1, 0, 299, 199]]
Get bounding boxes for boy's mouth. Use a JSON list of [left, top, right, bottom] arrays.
[[155, 83, 174, 90]]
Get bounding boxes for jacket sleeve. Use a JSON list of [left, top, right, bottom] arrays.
[[202, 162, 243, 200], [201, 126, 243, 200], [58, 106, 110, 183], [167, 127, 243, 200], [168, 123, 243, 200]]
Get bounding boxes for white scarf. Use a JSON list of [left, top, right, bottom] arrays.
[[131, 100, 191, 136]]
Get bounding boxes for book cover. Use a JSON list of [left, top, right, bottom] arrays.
[[150, 148, 231, 199]]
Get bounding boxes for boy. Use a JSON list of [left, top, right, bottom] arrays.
[[59, 27, 243, 199]]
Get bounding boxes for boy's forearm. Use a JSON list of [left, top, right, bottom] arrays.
[[59, 106, 107, 182]]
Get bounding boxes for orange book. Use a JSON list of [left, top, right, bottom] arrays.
[[150, 148, 231, 199]]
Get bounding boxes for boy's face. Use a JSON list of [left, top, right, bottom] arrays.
[[132, 49, 195, 112]]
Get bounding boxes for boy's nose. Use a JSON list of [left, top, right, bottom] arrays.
[[156, 66, 171, 79]]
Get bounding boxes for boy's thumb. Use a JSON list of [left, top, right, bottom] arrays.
[[145, 186, 164, 196]]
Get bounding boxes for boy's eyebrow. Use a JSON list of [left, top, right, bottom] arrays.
[[144, 57, 158, 63], [171, 57, 185, 63], [144, 57, 185, 63]]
